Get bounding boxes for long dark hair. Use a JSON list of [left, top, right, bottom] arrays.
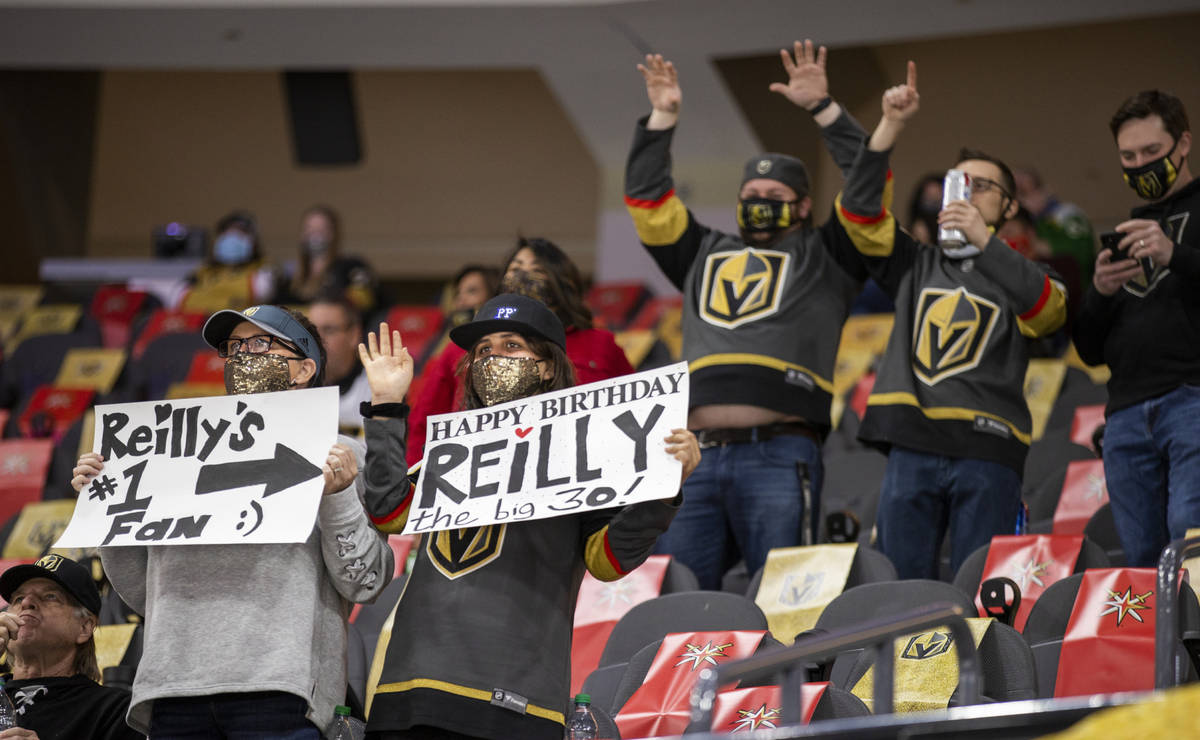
[[297, 204, 342, 282], [502, 237, 593, 331], [459, 333, 576, 410]]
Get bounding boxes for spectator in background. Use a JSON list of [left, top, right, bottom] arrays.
[[285, 205, 380, 313], [404, 239, 633, 466], [1074, 89, 1200, 567], [0, 555, 142, 740], [179, 210, 277, 313], [906, 173, 945, 244], [836, 64, 1067, 579], [309, 293, 373, 436], [1014, 167, 1096, 286], [74, 305, 393, 739], [449, 264, 501, 322], [996, 207, 1053, 261], [403, 265, 501, 468]]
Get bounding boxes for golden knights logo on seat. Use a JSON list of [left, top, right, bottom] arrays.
[[901, 630, 954, 660], [699, 248, 789, 329], [777, 571, 824, 607], [427, 524, 506, 580], [912, 287, 999, 385]]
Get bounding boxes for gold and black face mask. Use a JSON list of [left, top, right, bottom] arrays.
[[1122, 141, 1180, 201], [470, 355, 543, 407], [224, 352, 292, 395]]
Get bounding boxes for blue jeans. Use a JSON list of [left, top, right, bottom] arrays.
[[1102, 384, 1200, 567], [876, 447, 1022, 580], [149, 691, 320, 739], [656, 434, 822, 590]]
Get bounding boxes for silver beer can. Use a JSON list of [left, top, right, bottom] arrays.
[[937, 169, 970, 247]]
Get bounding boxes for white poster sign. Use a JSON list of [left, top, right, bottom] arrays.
[[406, 362, 689, 534], [55, 387, 337, 547]]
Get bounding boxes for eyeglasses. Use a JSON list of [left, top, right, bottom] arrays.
[[217, 334, 304, 359], [969, 176, 1013, 200]]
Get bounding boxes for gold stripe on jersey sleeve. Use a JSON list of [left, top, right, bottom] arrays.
[[584, 526, 623, 582], [834, 192, 896, 257], [625, 194, 689, 247]]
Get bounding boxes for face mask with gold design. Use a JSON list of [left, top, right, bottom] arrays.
[[1122, 140, 1180, 201], [471, 355, 543, 406], [224, 352, 293, 394]]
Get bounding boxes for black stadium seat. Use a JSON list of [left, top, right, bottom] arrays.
[[596, 592, 767, 670]]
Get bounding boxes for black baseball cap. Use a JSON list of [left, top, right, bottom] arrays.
[[741, 153, 810, 199], [449, 293, 566, 352], [0, 554, 102, 616], [202, 305, 323, 369]]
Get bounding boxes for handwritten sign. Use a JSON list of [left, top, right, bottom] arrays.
[[55, 387, 337, 548], [407, 362, 689, 534]]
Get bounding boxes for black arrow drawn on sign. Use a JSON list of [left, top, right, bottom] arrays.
[[194, 444, 323, 497]]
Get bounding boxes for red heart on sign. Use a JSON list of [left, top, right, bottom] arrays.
[[515, 427, 533, 438]]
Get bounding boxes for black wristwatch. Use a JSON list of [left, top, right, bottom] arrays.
[[360, 401, 410, 419]]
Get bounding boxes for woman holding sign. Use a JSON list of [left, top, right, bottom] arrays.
[[358, 293, 699, 740], [70, 305, 393, 739]]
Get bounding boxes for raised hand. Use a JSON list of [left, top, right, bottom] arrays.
[[358, 322, 414, 405], [769, 39, 829, 110], [882, 61, 919, 122], [637, 54, 681, 115]]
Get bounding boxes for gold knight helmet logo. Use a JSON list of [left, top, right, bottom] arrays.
[[700, 248, 789, 329], [427, 524, 506, 580], [901, 630, 954, 660], [912, 287, 999, 385]]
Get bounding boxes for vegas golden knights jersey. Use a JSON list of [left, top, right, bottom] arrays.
[[360, 416, 679, 739], [623, 111, 870, 431], [835, 146, 1067, 473]]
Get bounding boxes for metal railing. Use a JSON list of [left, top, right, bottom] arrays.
[[1155, 534, 1200, 688], [689, 603, 980, 727]]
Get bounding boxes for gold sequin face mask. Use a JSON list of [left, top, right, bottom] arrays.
[[471, 355, 543, 407], [224, 352, 293, 395]]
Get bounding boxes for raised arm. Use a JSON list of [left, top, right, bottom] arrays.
[[626, 54, 709, 287], [868, 60, 920, 153], [832, 61, 922, 295], [639, 54, 681, 131], [771, 39, 868, 174], [358, 323, 418, 532]]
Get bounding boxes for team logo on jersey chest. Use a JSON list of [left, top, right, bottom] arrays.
[[428, 524, 506, 580], [699, 248, 789, 328], [912, 287, 999, 385]]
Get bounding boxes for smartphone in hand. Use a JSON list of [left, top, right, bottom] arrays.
[[1100, 230, 1154, 280]]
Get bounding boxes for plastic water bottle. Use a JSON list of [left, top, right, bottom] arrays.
[[0, 678, 17, 730], [565, 693, 597, 740], [329, 705, 365, 740]]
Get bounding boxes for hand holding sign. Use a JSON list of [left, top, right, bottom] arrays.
[[358, 322, 413, 405], [323, 443, 358, 495], [71, 451, 106, 494], [664, 429, 701, 487]]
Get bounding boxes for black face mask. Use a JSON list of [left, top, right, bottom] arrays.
[[1122, 140, 1180, 201], [736, 198, 796, 241]]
